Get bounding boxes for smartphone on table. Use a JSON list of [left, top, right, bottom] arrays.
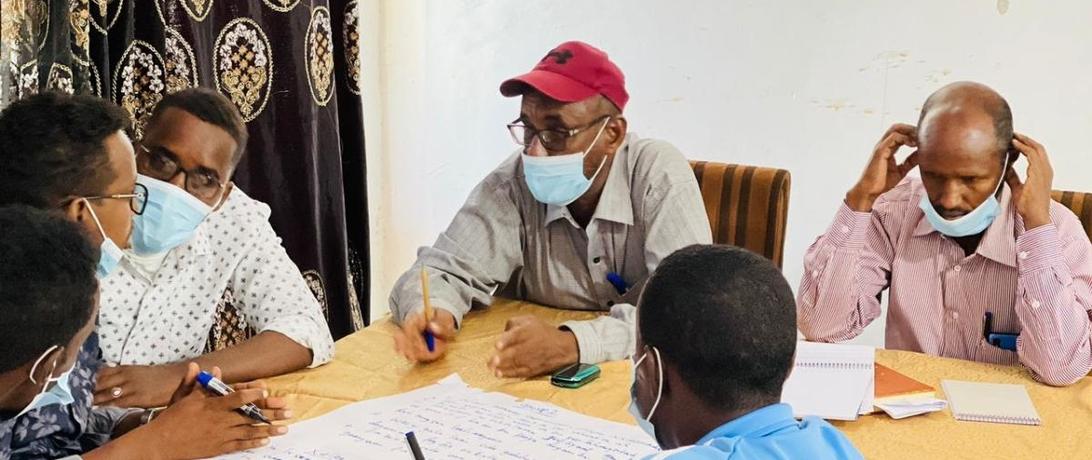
[[550, 363, 600, 389]]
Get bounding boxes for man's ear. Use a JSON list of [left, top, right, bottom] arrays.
[[63, 198, 87, 224], [1004, 144, 1019, 174], [604, 116, 628, 154], [659, 354, 674, 398], [29, 345, 66, 383], [213, 183, 235, 212]]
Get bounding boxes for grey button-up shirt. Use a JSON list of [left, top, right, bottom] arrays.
[[390, 133, 712, 363]]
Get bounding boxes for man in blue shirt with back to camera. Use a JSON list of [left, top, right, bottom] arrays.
[[630, 244, 863, 459]]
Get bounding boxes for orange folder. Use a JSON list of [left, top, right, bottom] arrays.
[[875, 363, 935, 402]]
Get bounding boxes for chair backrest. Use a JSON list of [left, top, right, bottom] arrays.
[[205, 277, 332, 353], [690, 161, 792, 268], [205, 288, 254, 353], [1052, 189, 1092, 242]]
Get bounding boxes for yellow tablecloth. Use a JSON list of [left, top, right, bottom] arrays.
[[261, 300, 1092, 459]]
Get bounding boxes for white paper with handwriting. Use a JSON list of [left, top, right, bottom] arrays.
[[218, 374, 659, 460]]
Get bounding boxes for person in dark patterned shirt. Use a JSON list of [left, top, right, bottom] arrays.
[[0, 94, 293, 459]]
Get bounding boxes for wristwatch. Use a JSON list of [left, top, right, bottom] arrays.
[[139, 407, 161, 425]]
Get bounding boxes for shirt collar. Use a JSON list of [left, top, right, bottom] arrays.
[[544, 135, 635, 227], [695, 403, 798, 446], [912, 184, 1018, 268]]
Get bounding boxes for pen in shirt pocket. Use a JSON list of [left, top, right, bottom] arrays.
[[607, 272, 628, 296], [982, 311, 1019, 351]]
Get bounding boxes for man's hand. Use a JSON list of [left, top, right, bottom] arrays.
[[1006, 132, 1054, 230], [94, 363, 188, 408], [137, 363, 291, 458], [393, 308, 457, 363], [488, 315, 579, 379], [846, 123, 920, 212], [88, 363, 293, 460]]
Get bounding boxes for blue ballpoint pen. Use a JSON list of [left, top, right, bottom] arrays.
[[196, 371, 272, 424], [607, 272, 628, 295]]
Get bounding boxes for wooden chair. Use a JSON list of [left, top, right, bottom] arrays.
[[205, 288, 254, 353], [690, 161, 792, 268], [1051, 189, 1092, 242], [205, 272, 334, 352]]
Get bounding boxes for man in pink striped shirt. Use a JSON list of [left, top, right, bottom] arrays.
[[798, 82, 1092, 386]]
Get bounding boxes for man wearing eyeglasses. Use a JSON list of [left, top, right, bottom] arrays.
[[390, 41, 712, 378], [92, 88, 333, 409], [0, 93, 293, 459]]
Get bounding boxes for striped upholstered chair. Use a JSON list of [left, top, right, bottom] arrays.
[[1052, 189, 1092, 242], [689, 161, 792, 268]]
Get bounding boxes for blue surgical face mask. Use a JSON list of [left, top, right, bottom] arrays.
[[521, 118, 610, 206], [131, 174, 213, 255], [83, 199, 125, 279], [628, 346, 662, 441], [17, 345, 77, 417], [918, 154, 1008, 237]]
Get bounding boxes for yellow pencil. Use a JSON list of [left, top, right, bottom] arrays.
[[420, 266, 433, 322], [420, 267, 436, 351]]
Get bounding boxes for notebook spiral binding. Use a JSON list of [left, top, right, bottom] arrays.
[[795, 362, 873, 370], [954, 413, 1041, 426]]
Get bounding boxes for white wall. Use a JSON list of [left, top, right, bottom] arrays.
[[364, 0, 1092, 346]]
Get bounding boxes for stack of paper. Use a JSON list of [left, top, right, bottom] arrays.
[[781, 341, 875, 421], [219, 374, 660, 459], [942, 380, 1042, 426], [875, 398, 948, 419], [869, 363, 944, 418]]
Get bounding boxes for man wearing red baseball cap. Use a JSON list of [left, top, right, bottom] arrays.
[[390, 41, 711, 378]]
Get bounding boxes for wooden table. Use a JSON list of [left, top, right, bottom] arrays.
[[261, 300, 1092, 459]]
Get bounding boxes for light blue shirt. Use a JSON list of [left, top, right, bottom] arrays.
[[645, 404, 863, 460]]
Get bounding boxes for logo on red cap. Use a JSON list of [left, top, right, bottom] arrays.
[[542, 49, 574, 65]]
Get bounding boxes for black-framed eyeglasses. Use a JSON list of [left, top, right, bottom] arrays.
[[135, 143, 226, 201], [506, 115, 611, 152], [72, 182, 149, 215]]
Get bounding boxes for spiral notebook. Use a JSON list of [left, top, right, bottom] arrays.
[[781, 341, 875, 421], [941, 380, 1041, 426]]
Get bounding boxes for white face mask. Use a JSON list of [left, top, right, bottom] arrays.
[[16, 345, 77, 417], [521, 118, 610, 206], [130, 174, 213, 255], [918, 152, 1010, 237], [628, 346, 663, 440]]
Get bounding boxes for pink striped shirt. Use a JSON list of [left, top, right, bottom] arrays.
[[798, 177, 1092, 386]]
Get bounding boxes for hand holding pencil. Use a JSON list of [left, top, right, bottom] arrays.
[[420, 267, 436, 352], [393, 266, 457, 363]]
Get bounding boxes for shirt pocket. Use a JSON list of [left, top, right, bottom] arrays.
[[974, 337, 1019, 366]]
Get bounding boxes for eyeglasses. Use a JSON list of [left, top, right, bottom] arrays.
[[136, 143, 226, 201], [506, 115, 611, 152], [78, 182, 148, 215]]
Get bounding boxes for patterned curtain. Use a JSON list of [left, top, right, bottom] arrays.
[[0, 0, 370, 338]]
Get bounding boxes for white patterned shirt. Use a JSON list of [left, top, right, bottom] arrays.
[[98, 188, 334, 367]]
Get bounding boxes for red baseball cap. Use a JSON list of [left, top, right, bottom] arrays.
[[500, 41, 629, 111]]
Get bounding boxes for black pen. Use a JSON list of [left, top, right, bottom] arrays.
[[196, 371, 272, 424], [983, 311, 993, 340], [405, 431, 426, 460]]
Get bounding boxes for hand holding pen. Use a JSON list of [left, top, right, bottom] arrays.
[[116, 363, 293, 459]]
